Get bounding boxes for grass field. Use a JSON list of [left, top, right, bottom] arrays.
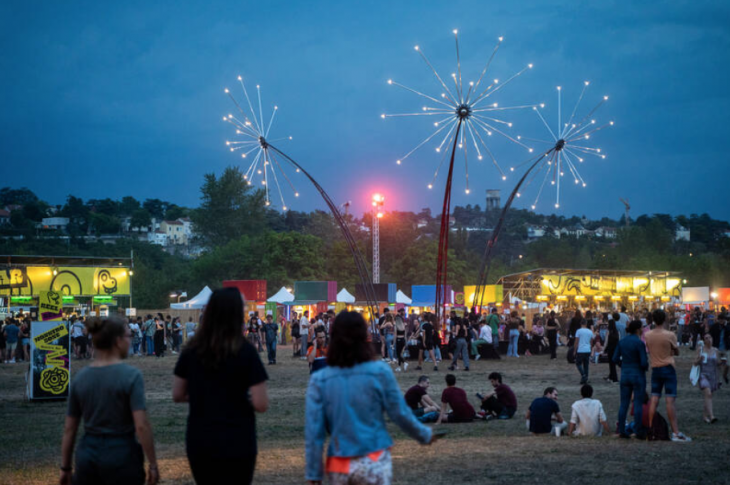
[[1, 344, 729, 485]]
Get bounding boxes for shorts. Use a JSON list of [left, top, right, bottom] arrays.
[[6, 341, 17, 352], [21, 338, 29, 347], [651, 365, 677, 398]]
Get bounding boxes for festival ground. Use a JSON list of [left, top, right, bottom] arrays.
[[1, 347, 727, 485]]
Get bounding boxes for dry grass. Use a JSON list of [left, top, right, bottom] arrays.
[[1, 345, 730, 484]]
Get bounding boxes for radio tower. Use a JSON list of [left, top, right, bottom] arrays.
[[371, 194, 385, 283]]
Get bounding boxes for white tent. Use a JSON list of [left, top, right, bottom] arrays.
[[268, 287, 295, 304], [171, 286, 212, 309], [337, 288, 356, 303], [682, 287, 710, 305], [395, 290, 412, 305]]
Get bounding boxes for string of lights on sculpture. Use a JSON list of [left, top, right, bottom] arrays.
[[509, 82, 613, 210], [381, 30, 535, 194], [222, 76, 299, 211]]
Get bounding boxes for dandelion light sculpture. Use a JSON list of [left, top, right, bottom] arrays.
[[472, 82, 613, 308], [383, 31, 534, 319]]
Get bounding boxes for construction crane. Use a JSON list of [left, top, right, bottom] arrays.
[[339, 201, 351, 217], [619, 198, 630, 227]]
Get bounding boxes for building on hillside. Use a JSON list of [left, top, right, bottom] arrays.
[[39, 217, 70, 231], [675, 225, 690, 242], [526, 224, 546, 240], [0, 209, 10, 225], [179, 217, 194, 240], [147, 229, 167, 246], [594, 226, 618, 239], [161, 220, 186, 245]]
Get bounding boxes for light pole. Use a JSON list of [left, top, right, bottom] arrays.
[[371, 193, 385, 284]]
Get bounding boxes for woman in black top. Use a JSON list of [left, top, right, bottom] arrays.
[[173, 288, 269, 484], [568, 310, 583, 347], [546, 311, 559, 359], [603, 319, 620, 382], [153, 317, 165, 358]]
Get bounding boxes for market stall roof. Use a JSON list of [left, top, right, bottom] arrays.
[[267, 287, 294, 304], [283, 300, 327, 306], [171, 286, 212, 309], [396, 290, 412, 305], [337, 288, 356, 303]]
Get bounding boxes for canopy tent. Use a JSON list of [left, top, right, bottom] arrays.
[[171, 286, 212, 309], [682, 287, 710, 305], [337, 288, 356, 303], [395, 290, 412, 305], [267, 287, 295, 304]]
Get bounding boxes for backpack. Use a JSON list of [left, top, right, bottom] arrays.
[[648, 412, 670, 441], [566, 345, 576, 364]]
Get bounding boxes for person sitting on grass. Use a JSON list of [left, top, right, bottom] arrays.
[[435, 374, 475, 424], [471, 319, 493, 361], [404, 375, 440, 417], [476, 372, 518, 420], [567, 384, 610, 437], [525, 387, 567, 436]]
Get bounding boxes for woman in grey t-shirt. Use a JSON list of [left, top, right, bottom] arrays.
[[60, 316, 159, 485]]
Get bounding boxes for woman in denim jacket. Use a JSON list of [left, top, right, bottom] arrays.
[[305, 311, 436, 484]]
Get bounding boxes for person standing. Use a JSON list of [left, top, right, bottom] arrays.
[[394, 313, 409, 372], [645, 309, 691, 442], [575, 319, 593, 385], [143, 316, 156, 356], [617, 307, 630, 340], [300, 311, 310, 359], [448, 317, 470, 371], [506, 311, 521, 358], [60, 317, 159, 485], [262, 315, 279, 365], [380, 314, 395, 363], [416, 314, 438, 372], [128, 319, 142, 357], [695, 334, 726, 424], [184, 317, 197, 342], [291, 314, 301, 357], [153, 318, 165, 358], [603, 319, 620, 383], [613, 320, 649, 439], [546, 311, 559, 360], [173, 288, 269, 484], [3, 319, 19, 364], [305, 311, 435, 485], [486, 307, 500, 348]]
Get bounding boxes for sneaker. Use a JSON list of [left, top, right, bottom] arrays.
[[395, 367, 401, 372], [433, 366, 439, 372], [476, 411, 487, 420], [415, 366, 422, 371], [671, 432, 692, 442], [475, 355, 481, 361], [404, 362, 409, 371], [464, 368, 470, 371], [485, 414, 495, 422], [448, 365, 456, 371], [10, 359, 16, 364]]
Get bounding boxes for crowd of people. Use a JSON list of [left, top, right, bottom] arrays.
[[12, 296, 721, 484]]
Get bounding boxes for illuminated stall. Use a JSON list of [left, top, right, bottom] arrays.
[[410, 285, 453, 312], [497, 268, 682, 310], [463, 285, 504, 311], [223, 280, 268, 315], [285, 281, 338, 317]]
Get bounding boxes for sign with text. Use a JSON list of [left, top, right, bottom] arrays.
[[38, 291, 63, 321], [29, 321, 71, 400]]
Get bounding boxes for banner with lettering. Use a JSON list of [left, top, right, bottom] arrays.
[[29, 321, 71, 400], [38, 291, 64, 321]]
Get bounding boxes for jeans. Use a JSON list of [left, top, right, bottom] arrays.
[[507, 329, 520, 357], [301, 333, 308, 356], [616, 323, 626, 340], [451, 338, 469, 369], [575, 352, 590, 383], [132, 340, 140, 355], [145, 336, 154, 355], [74, 433, 145, 485], [385, 333, 394, 361], [471, 339, 487, 355], [618, 370, 646, 436], [266, 339, 277, 364]]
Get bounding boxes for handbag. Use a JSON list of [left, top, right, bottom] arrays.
[[689, 365, 700, 386]]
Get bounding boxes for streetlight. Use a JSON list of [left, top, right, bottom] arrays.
[[371, 193, 385, 284]]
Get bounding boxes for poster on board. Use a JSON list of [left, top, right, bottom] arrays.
[[29, 321, 71, 401], [38, 290, 64, 321]]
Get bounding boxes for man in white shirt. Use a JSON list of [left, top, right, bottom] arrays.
[[575, 319, 594, 385], [568, 384, 610, 437], [70, 318, 86, 358], [677, 312, 686, 346], [299, 311, 310, 359], [471, 320, 493, 361], [617, 306, 630, 339]]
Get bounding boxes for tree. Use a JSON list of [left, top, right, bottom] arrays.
[[131, 209, 152, 231], [164, 204, 187, 221], [88, 213, 121, 235], [119, 196, 141, 216], [143, 199, 167, 220], [191, 166, 266, 248], [0, 187, 39, 206]]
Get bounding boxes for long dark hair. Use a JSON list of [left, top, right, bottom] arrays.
[[608, 319, 618, 335], [188, 287, 246, 369], [327, 311, 374, 368]]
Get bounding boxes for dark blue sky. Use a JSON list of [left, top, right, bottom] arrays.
[[1, 0, 728, 220]]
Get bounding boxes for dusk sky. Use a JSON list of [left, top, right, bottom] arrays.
[[1, 0, 728, 220]]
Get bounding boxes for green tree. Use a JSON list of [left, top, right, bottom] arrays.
[[131, 209, 152, 230], [191, 166, 266, 248], [119, 196, 141, 215]]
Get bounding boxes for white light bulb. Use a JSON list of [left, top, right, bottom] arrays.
[[502, 176, 507, 180], [237, 75, 242, 81], [508, 123, 513, 127], [555, 203, 560, 208], [414, 45, 420, 51], [435, 148, 441, 153], [498, 36, 504, 42], [465, 189, 470, 194], [283, 206, 288, 211], [241, 154, 246, 159], [381, 114, 386, 119], [396, 160, 401, 165], [540, 103, 545, 108], [528, 63, 533, 69], [516, 193, 521, 197], [453, 29, 458, 34], [226, 141, 230, 145], [428, 184, 433, 189], [610, 121, 614, 125], [528, 148, 534, 153], [596, 149, 601, 153], [224, 88, 229, 93], [296, 168, 300, 172], [557, 86, 562, 91], [434, 122, 439, 126], [584, 81, 589, 86], [531, 205, 536, 210], [387, 79, 393, 85], [604, 95, 609, 100], [582, 183, 587, 187], [510, 167, 515, 172], [478, 155, 483, 160], [295, 192, 300, 197]]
